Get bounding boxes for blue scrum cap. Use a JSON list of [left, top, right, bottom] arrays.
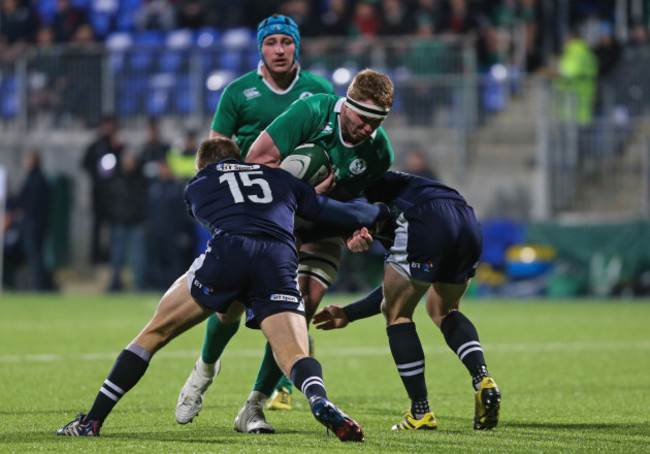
[[257, 14, 300, 62]]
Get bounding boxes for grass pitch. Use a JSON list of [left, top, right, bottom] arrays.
[[1, 293, 649, 453]]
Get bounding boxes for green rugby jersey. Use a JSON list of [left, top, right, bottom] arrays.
[[211, 64, 334, 158], [266, 94, 394, 197]]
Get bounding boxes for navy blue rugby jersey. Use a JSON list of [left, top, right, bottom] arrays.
[[184, 159, 386, 248], [363, 171, 466, 212]]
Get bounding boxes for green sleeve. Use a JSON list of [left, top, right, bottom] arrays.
[[265, 99, 317, 158], [210, 85, 238, 137]]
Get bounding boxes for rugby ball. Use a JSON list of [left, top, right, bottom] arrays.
[[280, 143, 332, 186]]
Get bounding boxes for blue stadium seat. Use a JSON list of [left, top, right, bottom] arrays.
[[115, 12, 136, 32], [105, 31, 133, 52], [218, 49, 242, 71], [159, 51, 187, 73], [37, 0, 57, 25], [146, 73, 176, 116], [134, 30, 165, 46], [0, 76, 19, 118], [161, 29, 192, 73], [117, 76, 146, 115], [221, 27, 254, 49], [129, 49, 155, 72], [174, 74, 194, 114], [193, 27, 221, 49], [90, 11, 115, 39]]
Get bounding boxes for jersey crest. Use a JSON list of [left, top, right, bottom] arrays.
[[349, 158, 367, 175]]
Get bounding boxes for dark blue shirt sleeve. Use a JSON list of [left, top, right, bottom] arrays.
[[343, 285, 384, 322]]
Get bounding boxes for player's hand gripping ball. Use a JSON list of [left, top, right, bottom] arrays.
[[280, 143, 332, 186]]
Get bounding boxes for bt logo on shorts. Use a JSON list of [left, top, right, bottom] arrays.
[[270, 294, 300, 303], [193, 279, 214, 295], [411, 261, 435, 272]]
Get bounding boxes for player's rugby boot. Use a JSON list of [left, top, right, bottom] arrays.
[[474, 377, 501, 430], [391, 411, 437, 430], [234, 392, 275, 434], [176, 357, 221, 424], [267, 386, 292, 411], [56, 413, 101, 436], [309, 397, 364, 442]]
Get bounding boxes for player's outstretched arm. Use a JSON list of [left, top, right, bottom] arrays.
[[313, 285, 384, 330]]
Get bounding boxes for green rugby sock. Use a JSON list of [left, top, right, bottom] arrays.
[[276, 374, 293, 394], [253, 342, 284, 396], [201, 314, 240, 364]]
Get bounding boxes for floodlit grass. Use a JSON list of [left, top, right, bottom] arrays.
[[1, 293, 649, 453]]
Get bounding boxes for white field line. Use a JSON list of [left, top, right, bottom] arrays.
[[1, 341, 649, 363]]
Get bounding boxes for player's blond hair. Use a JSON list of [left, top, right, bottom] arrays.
[[195, 137, 242, 171], [347, 69, 394, 110]]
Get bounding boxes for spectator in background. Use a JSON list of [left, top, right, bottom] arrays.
[[2, 189, 22, 289], [174, 0, 206, 29], [0, 0, 40, 45], [145, 158, 194, 290], [105, 151, 148, 292], [279, 0, 320, 37], [404, 148, 439, 180], [52, 0, 88, 43], [554, 26, 598, 127], [15, 151, 52, 291], [81, 116, 124, 264], [351, 0, 380, 38], [167, 129, 200, 181], [409, 0, 444, 32], [439, 0, 497, 70], [317, 0, 351, 37], [136, 0, 176, 32], [139, 117, 171, 179], [0, 0, 40, 62], [377, 0, 414, 36], [27, 26, 69, 123]]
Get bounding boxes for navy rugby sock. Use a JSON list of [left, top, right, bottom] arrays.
[[85, 344, 150, 423], [440, 311, 490, 390], [387, 322, 429, 417], [290, 357, 327, 402]]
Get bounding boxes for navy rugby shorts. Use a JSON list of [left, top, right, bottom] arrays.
[[385, 198, 482, 284], [187, 233, 305, 329]]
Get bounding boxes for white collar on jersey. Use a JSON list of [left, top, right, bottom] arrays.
[[257, 61, 301, 95]]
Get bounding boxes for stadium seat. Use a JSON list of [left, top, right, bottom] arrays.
[[218, 50, 242, 72], [174, 74, 194, 115], [161, 29, 192, 73], [116, 76, 146, 115], [37, 0, 57, 25], [193, 27, 221, 49], [105, 31, 133, 52], [90, 11, 115, 39], [0, 75, 19, 118], [146, 73, 176, 116], [221, 27, 254, 49]]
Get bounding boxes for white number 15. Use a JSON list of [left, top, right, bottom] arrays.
[[219, 171, 273, 204]]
